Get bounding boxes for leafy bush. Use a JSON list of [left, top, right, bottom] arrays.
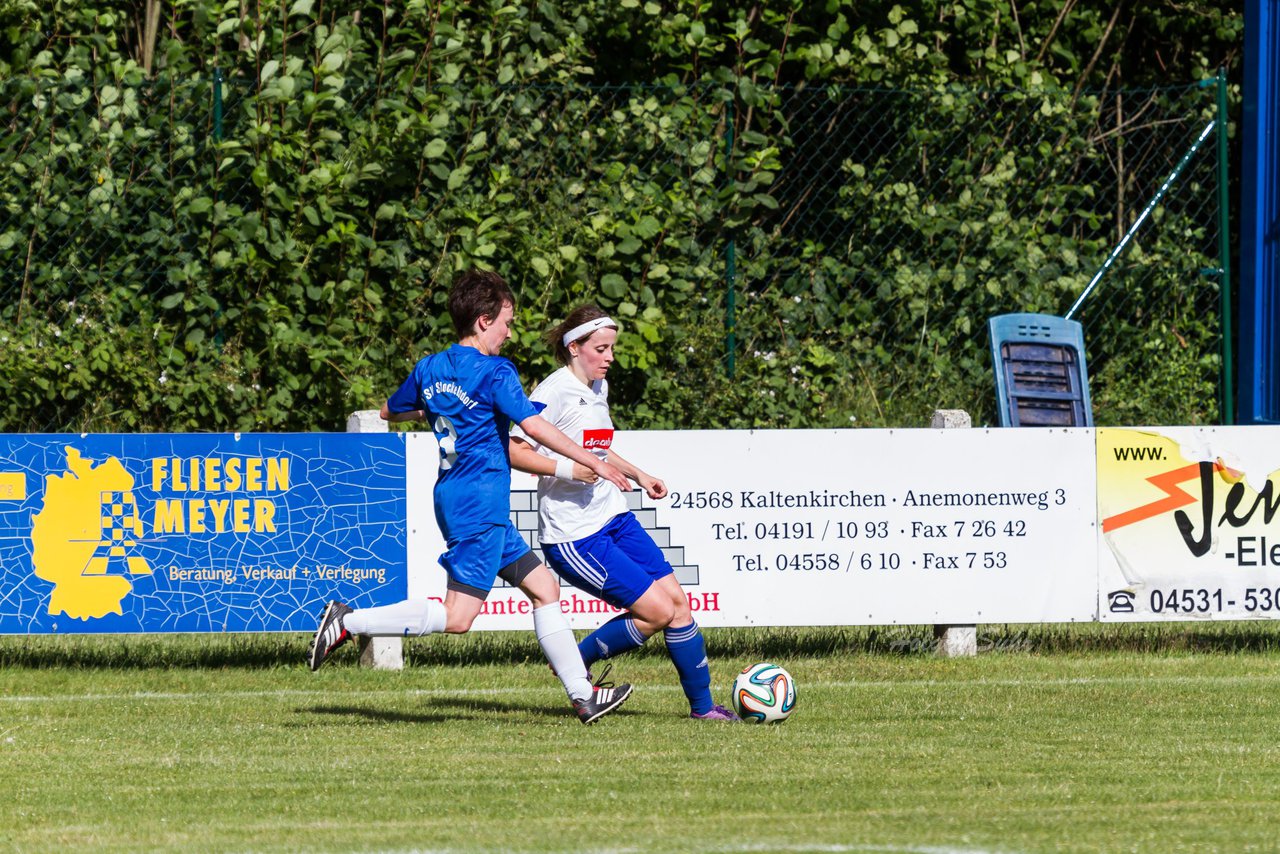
[[0, 1, 1242, 431]]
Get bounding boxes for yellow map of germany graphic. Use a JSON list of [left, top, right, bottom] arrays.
[[32, 447, 152, 619]]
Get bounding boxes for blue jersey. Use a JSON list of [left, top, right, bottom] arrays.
[[386, 344, 537, 537]]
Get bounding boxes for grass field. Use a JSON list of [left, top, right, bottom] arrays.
[[3, 624, 1280, 853]]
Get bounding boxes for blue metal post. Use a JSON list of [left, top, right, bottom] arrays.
[[1239, 0, 1280, 423]]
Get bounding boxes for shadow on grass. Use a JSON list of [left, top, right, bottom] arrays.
[[303, 696, 573, 723], [5, 623, 1280, 669], [303, 704, 461, 725]]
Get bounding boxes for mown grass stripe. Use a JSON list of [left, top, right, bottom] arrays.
[[4, 672, 1279, 704]]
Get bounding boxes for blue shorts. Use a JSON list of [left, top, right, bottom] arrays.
[[440, 521, 535, 599], [543, 512, 673, 609]]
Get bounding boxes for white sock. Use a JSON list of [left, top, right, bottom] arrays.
[[533, 604, 592, 702], [343, 599, 447, 637]]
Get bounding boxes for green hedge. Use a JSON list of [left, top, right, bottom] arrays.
[[0, 1, 1243, 431]]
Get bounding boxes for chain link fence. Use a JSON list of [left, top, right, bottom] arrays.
[[0, 75, 1227, 431], [729, 81, 1226, 426]]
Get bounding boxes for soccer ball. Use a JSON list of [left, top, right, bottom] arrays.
[[730, 662, 796, 723]]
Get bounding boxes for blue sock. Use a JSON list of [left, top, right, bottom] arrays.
[[578, 614, 647, 669], [664, 621, 713, 715]]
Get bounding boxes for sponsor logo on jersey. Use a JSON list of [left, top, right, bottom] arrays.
[[582, 429, 614, 450]]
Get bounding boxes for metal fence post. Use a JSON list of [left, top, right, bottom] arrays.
[[931, 408, 977, 657], [211, 66, 226, 348], [346, 410, 404, 670], [724, 95, 736, 378], [1215, 67, 1235, 424], [213, 67, 223, 143]]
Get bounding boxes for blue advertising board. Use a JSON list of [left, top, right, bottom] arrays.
[[0, 434, 406, 633]]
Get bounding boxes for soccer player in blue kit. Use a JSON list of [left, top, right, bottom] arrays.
[[309, 270, 633, 724], [508, 304, 738, 721]]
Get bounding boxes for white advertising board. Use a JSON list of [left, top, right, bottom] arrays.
[[1097, 426, 1280, 621], [406, 428, 1098, 629]]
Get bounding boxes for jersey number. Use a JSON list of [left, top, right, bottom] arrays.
[[433, 415, 459, 470]]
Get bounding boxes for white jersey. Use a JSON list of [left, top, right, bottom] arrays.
[[510, 366, 628, 544]]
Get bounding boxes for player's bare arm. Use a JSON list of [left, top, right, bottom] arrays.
[[508, 437, 598, 483], [517, 414, 630, 492], [605, 449, 667, 500], [379, 403, 425, 423]]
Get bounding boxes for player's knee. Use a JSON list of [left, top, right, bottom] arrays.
[[445, 611, 477, 633], [520, 569, 560, 608], [670, 589, 692, 624], [650, 597, 678, 629], [526, 579, 560, 609]]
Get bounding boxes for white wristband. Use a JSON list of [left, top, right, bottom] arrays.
[[554, 458, 576, 481]]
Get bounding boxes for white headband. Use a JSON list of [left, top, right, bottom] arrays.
[[562, 316, 617, 347]]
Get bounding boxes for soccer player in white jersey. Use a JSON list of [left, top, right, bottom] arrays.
[[509, 304, 737, 721], [308, 271, 633, 725]]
